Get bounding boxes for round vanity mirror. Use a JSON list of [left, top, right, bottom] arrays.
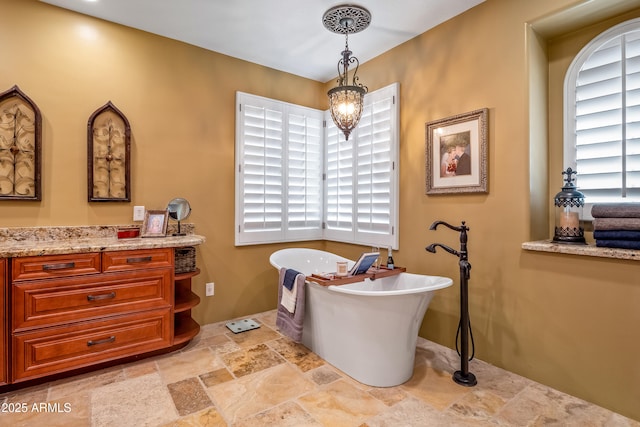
[[167, 197, 191, 236]]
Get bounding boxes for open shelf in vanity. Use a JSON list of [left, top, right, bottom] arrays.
[[173, 267, 201, 346]]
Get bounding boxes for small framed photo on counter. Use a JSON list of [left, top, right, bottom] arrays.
[[141, 209, 168, 237]]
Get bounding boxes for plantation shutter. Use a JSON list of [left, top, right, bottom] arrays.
[[286, 110, 323, 240], [324, 83, 399, 248], [235, 93, 323, 245], [236, 96, 284, 244], [568, 20, 640, 206], [355, 87, 396, 245], [324, 119, 354, 234]]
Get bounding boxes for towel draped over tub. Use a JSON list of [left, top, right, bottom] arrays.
[[276, 267, 306, 342]]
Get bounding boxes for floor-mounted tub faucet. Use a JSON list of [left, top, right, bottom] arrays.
[[426, 220, 477, 387]]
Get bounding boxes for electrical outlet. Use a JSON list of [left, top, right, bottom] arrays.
[[206, 282, 215, 296], [133, 206, 145, 221]]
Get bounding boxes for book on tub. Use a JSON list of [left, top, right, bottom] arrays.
[[349, 252, 380, 275]]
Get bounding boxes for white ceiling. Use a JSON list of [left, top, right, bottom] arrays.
[[40, 0, 485, 82]]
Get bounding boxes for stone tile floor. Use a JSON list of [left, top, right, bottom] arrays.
[[1, 309, 638, 426]]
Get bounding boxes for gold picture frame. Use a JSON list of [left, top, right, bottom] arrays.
[[141, 209, 169, 238], [425, 108, 488, 194]]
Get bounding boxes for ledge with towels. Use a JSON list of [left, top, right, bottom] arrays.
[[591, 203, 640, 249]]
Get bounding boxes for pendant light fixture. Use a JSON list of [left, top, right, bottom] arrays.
[[323, 4, 371, 140]]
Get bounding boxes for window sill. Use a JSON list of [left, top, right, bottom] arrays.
[[522, 240, 640, 261]]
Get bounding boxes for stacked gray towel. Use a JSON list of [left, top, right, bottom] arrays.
[[591, 203, 640, 249]]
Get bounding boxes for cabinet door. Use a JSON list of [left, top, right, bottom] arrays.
[[1, 259, 6, 385], [12, 308, 171, 382], [12, 253, 101, 282], [102, 248, 173, 273], [13, 269, 172, 332]]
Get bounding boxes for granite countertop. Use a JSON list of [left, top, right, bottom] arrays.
[[522, 240, 640, 261], [0, 225, 205, 258]]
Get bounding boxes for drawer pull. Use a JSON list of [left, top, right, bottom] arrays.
[[42, 262, 76, 271], [87, 336, 116, 347], [87, 292, 116, 301], [126, 256, 153, 264]]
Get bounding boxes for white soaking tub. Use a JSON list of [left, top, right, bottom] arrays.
[[270, 248, 452, 387]]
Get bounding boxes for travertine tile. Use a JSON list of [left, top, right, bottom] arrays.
[[48, 367, 126, 401], [367, 385, 408, 406], [226, 324, 281, 348], [496, 382, 640, 427], [167, 377, 212, 417], [361, 396, 445, 427], [401, 364, 470, 411], [199, 367, 234, 387], [470, 358, 530, 400], [195, 333, 242, 354], [182, 326, 241, 354], [123, 358, 158, 379], [234, 401, 322, 427], [307, 365, 342, 386], [160, 407, 227, 427], [156, 347, 222, 384], [253, 310, 278, 329], [221, 343, 284, 377], [269, 338, 325, 372], [446, 389, 506, 422], [297, 379, 388, 427], [207, 363, 315, 423], [1, 309, 637, 427], [91, 373, 178, 427]]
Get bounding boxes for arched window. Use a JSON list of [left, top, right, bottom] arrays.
[[565, 18, 640, 216]]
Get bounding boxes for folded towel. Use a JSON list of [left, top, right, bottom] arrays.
[[593, 230, 640, 241], [595, 239, 640, 250], [591, 203, 640, 218], [276, 267, 306, 342], [592, 217, 640, 231], [283, 268, 300, 291]]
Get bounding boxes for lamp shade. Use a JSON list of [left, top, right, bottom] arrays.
[[328, 85, 365, 140]]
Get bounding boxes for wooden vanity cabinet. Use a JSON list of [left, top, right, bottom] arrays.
[[1, 259, 6, 386], [8, 247, 198, 384]]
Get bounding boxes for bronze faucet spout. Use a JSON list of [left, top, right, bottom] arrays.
[[425, 243, 459, 257]]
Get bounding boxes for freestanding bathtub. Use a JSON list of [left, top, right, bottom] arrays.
[[269, 248, 453, 387]]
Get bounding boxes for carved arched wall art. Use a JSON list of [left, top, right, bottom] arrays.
[[0, 85, 42, 201], [87, 101, 131, 202]]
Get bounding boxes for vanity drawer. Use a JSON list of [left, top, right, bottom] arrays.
[[102, 248, 173, 272], [12, 308, 171, 382], [13, 269, 172, 331], [12, 253, 101, 282]]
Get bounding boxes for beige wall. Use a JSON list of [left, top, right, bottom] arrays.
[[2, 0, 640, 420]]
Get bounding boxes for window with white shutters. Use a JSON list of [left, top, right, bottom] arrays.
[[565, 18, 640, 218], [235, 83, 399, 247]]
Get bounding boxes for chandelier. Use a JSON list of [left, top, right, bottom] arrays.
[[323, 4, 371, 140]]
